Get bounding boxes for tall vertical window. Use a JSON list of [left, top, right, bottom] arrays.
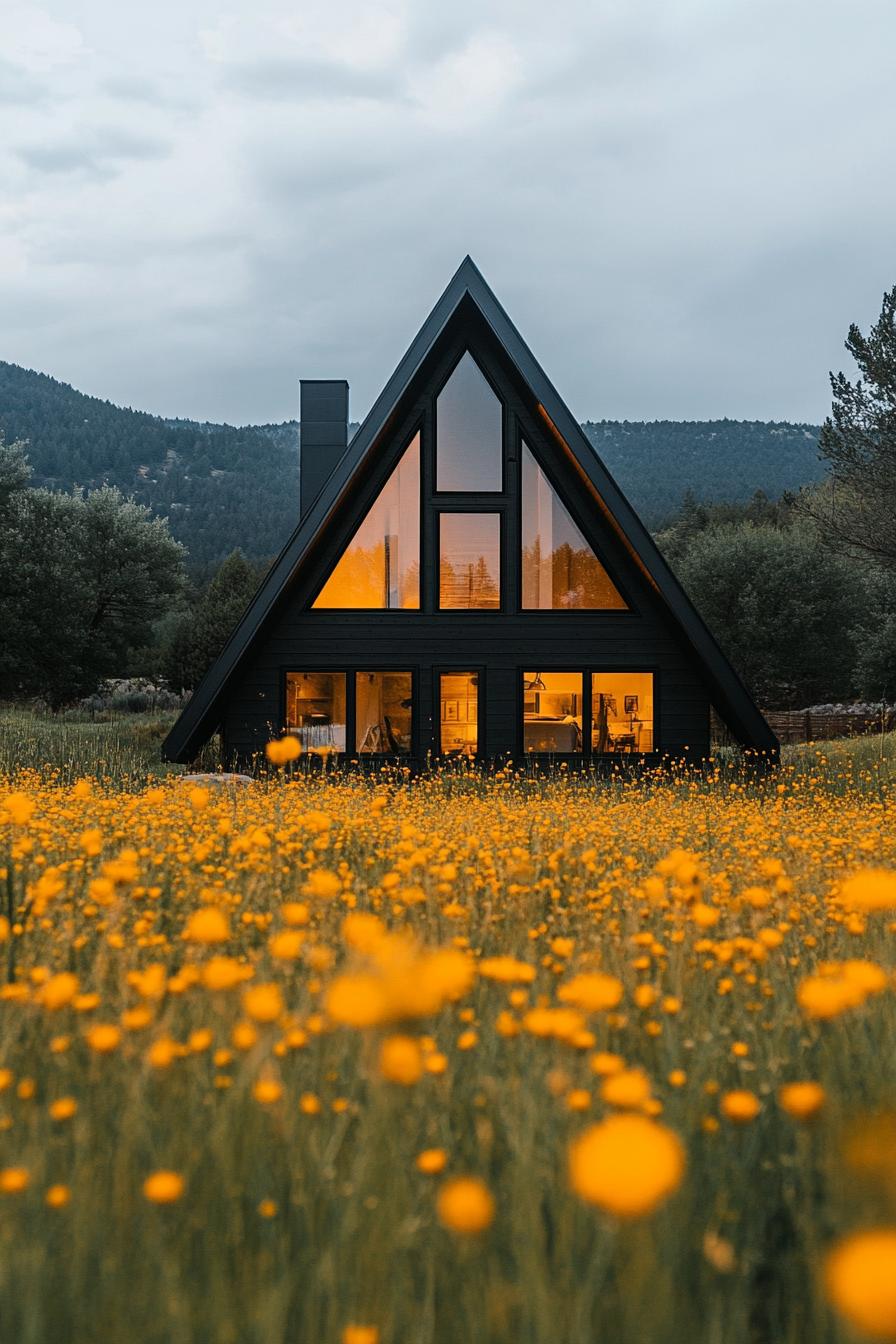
[[355, 672, 412, 754], [439, 513, 501, 609], [521, 442, 627, 610], [591, 673, 654, 753], [285, 673, 347, 750], [436, 352, 502, 492], [439, 673, 479, 756], [522, 672, 583, 752], [313, 434, 420, 609]]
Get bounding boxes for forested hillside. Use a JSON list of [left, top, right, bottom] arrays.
[[0, 360, 825, 569], [581, 420, 824, 523], [0, 362, 301, 572]]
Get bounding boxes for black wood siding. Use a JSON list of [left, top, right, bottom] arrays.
[[221, 613, 711, 763]]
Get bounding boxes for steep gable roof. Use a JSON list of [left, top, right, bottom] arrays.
[[163, 256, 778, 763]]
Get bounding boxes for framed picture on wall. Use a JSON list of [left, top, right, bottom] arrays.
[[443, 700, 459, 722], [624, 695, 639, 715]]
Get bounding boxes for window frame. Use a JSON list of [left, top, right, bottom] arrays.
[[516, 427, 636, 615], [280, 666, 420, 761], [433, 665, 486, 759], [433, 349, 506, 497], [283, 669, 349, 755], [306, 421, 425, 613], [516, 666, 660, 760], [436, 507, 505, 614], [520, 669, 586, 756]]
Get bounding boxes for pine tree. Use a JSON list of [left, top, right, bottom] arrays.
[[161, 550, 263, 691], [805, 284, 896, 567]]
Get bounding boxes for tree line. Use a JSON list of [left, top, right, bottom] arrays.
[[0, 436, 265, 708], [0, 282, 894, 712]]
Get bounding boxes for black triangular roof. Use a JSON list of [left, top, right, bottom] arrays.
[[163, 256, 778, 763]]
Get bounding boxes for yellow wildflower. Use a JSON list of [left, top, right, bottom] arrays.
[[569, 1115, 685, 1217], [436, 1176, 495, 1235]]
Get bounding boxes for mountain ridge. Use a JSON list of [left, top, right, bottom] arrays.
[[0, 359, 826, 571]]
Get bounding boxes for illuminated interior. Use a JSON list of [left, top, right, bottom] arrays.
[[439, 672, 479, 756], [285, 672, 347, 750], [313, 433, 420, 609], [521, 441, 627, 610], [355, 672, 412, 754], [436, 352, 502, 492], [591, 672, 654, 753], [439, 513, 501, 609], [522, 672, 583, 752]]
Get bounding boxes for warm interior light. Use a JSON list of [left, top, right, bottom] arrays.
[[591, 672, 654, 754], [521, 442, 626, 610], [522, 672, 583, 752], [439, 673, 478, 756], [313, 434, 420, 609], [439, 514, 500, 609]]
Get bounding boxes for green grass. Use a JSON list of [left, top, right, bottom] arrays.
[[0, 705, 210, 785], [1, 699, 893, 792]]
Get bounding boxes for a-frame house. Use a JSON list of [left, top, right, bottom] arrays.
[[163, 257, 778, 767]]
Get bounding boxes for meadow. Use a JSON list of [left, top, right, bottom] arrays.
[[0, 722, 895, 1343]]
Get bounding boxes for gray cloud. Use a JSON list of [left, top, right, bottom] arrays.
[[0, 58, 50, 105], [3, 0, 896, 428], [100, 75, 170, 103], [14, 125, 171, 176], [222, 56, 400, 103]]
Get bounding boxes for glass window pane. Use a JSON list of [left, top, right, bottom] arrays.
[[313, 434, 420, 609], [436, 352, 502, 492], [355, 672, 413, 754], [522, 672, 583, 752], [439, 513, 500, 609], [439, 673, 478, 756], [521, 442, 627, 610], [285, 672, 346, 751], [592, 673, 654, 753]]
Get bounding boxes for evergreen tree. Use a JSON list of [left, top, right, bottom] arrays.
[[161, 550, 262, 692], [0, 433, 31, 505], [852, 568, 896, 700], [804, 284, 896, 567]]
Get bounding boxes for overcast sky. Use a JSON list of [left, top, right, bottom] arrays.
[[3, 0, 895, 427]]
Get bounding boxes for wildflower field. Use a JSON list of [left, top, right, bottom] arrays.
[[1, 739, 895, 1344]]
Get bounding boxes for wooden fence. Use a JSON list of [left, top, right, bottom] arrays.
[[761, 708, 895, 745]]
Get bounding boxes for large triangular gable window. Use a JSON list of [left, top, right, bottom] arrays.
[[313, 433, 420, 609], [521, 441, 627, 610]]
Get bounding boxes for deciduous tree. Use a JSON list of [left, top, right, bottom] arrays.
[[0, 460, 185, 706], [675, 522, 865, 707]]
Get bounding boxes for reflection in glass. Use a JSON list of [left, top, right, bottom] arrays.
[[285, 672, 347, 750], [439, 673, 478, 756], [355, 672, 412, 754], [313, 434, 420, 609], [439, 513, 500, 609], [522, 672, 583, 752], [591, 672, 654, 753], [436, 352, 502, 492], [521, 442, 627, 610]]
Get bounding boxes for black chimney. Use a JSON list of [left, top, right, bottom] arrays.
[[299, 379, 349, 518]]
